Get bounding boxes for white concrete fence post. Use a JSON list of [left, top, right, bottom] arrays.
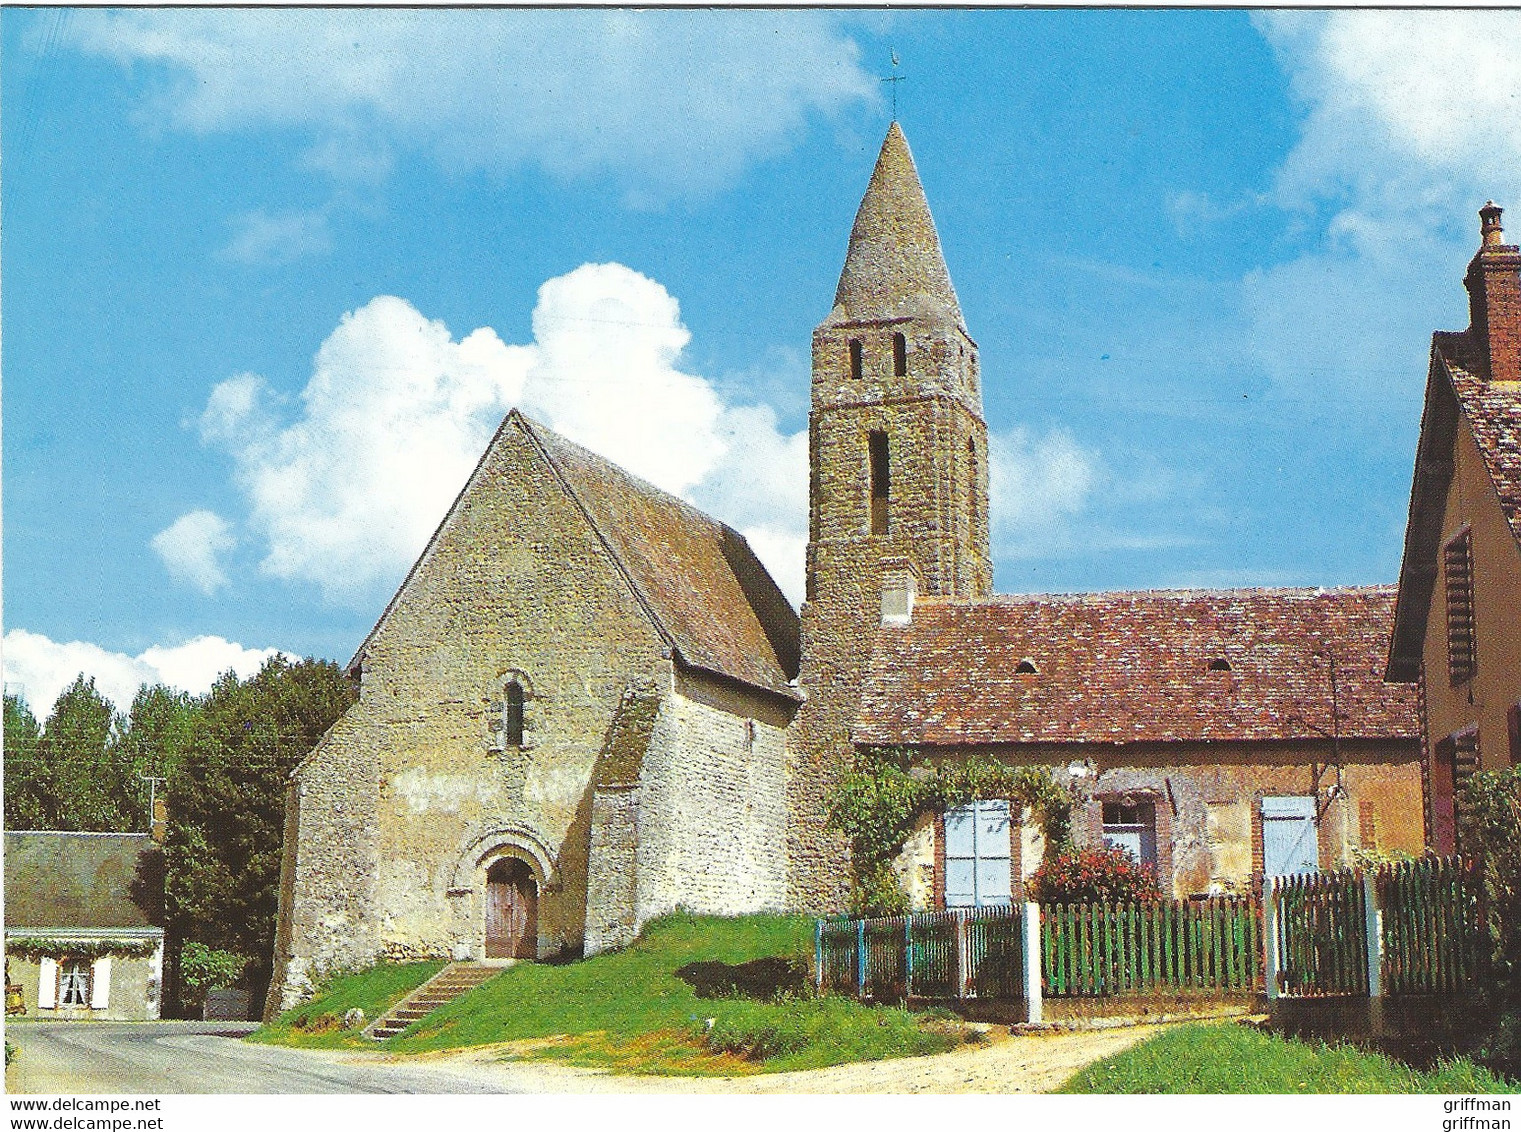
[[1263, 877, 1281, 1000], [1023, 901, 1043, 1024], [1363, 871, 1383, 999]]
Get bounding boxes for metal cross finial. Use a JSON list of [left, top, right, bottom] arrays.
[[881, 49, 906, 121]]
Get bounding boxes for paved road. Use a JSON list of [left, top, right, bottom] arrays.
[[4, 1022, 512, 1094]]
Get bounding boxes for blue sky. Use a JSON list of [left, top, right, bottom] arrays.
[[5, 9, 1520, 716]]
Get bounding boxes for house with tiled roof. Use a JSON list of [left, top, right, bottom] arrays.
[[266, 409, 801, 1016], [3, 832, 166, 1020], [855, 586, 1421, 904], [1387, 203, 1521, 853]]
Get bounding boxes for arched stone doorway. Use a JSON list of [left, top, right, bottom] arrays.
[[484, 857, 538, 959]]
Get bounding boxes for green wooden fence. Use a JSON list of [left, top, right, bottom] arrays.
[[1378, 856, 1484, 995], [818, 858, 1484, 1008], [1040, 897, 1261, 997], [814, 907, 1025, 1001], [1271, 867, 1368, 997]]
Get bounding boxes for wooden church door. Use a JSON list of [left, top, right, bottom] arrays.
[[485, 858, 538, 959]]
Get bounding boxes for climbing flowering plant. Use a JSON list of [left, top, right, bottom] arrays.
[[1028, 845, 1162, 905], [827, 749, 1073, 916]]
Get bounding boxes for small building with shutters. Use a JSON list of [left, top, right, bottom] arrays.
[[2, 832, 166, 1021], [854, 585, 1423, 906], [1387, 203, 1521, 852]]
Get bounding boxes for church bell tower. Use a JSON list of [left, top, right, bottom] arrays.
[[786, 123, 992, 909]]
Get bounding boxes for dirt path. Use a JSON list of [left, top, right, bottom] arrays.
[[304, 1023, 1171, 1094]]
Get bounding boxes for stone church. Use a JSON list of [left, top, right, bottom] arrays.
[[268, 123, 1424, 1014]]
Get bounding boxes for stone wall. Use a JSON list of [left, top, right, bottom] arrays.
[[888, 741, 1424, 910], [266, 714, 380, 1017], [583, 785, 641, 955], [636, 668, 793, 926]]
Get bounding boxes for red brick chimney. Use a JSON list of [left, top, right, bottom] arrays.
[[1464, 201, 1521, 383]]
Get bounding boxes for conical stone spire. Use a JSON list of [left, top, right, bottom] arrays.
[[831, 122, 964, 326]]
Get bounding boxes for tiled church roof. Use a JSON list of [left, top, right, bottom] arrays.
[[856, 586, 1417, 747], [523, 415, 801, 699]]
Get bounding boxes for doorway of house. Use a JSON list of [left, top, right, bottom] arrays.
[[485, 857, 538, 960]]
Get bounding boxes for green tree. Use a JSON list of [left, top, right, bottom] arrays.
[[163, 656, 355, 1009], [3, 677, 145, 831], [4, 693, 47, 829]]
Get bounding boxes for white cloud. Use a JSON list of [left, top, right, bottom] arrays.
[[151, 509, 235, 594], [199, 265, 810, 606], [2, 629, 284, 718], [201, 295, 530, 603], [1244, 13, 1521, 404], [988, 427, 1101, 558], [520, 264, 725, 496], [61, 10, 876, 200], [1260, 12, 1521, 209], [219, 207, 331, 265]]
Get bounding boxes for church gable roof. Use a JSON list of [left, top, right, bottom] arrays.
[[520, 416, 800, 699], [1387, 332, 1521, 680], [857, 587, 1417, 748], [3, 832, 164, 932], [352, 411, 799, 701]]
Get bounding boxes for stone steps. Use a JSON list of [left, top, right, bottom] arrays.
[[362, 962, 506, 1041]]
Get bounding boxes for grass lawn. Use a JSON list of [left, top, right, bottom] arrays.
[[1060, 1022, 1518, 1094], [252, 913, 966, 1074]]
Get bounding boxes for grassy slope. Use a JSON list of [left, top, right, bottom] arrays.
[[249, 961, 444, 1047], [253, 914, 960, 1074], [1060, 1023, 1518, 1094]]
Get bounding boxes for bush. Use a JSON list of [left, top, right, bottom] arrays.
[[178, 941, 249, 1017], [1462, 768, 1521, 1006], [1030, 845, 1161, 905]]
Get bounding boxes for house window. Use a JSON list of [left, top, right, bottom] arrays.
[[1207, 658, 1231, 672], [869, 431, 889, 535], [849, 339, 863, 380], [1509, 704, 1520, 765], [892, 332, 907, 377], [58, 960, 90, 1007], [1444, 530, 1477, 685], [945, 799, 1012, 908], [1102, 801, 1158, 872]]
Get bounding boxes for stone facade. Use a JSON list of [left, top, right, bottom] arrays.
[[267, 413, 798, 1017], [890, 746, 1423, 908], [787, 122, 993, 911]]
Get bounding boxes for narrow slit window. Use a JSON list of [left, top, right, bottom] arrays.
[[849, 339, 863, 381], [869, 431, 889, 535], [968, 438, 978, 539], [504, 680, 525, 747], [1444, 530, 1477, 684], [892, 332, 907, 377]]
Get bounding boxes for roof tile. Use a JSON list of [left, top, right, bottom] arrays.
[[857, 586, 1417, 747]]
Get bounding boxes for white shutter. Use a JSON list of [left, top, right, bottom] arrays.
[[37, 958, 57, 1009], [944, 806, 975, 857], [90, 956, 112, 1009]]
